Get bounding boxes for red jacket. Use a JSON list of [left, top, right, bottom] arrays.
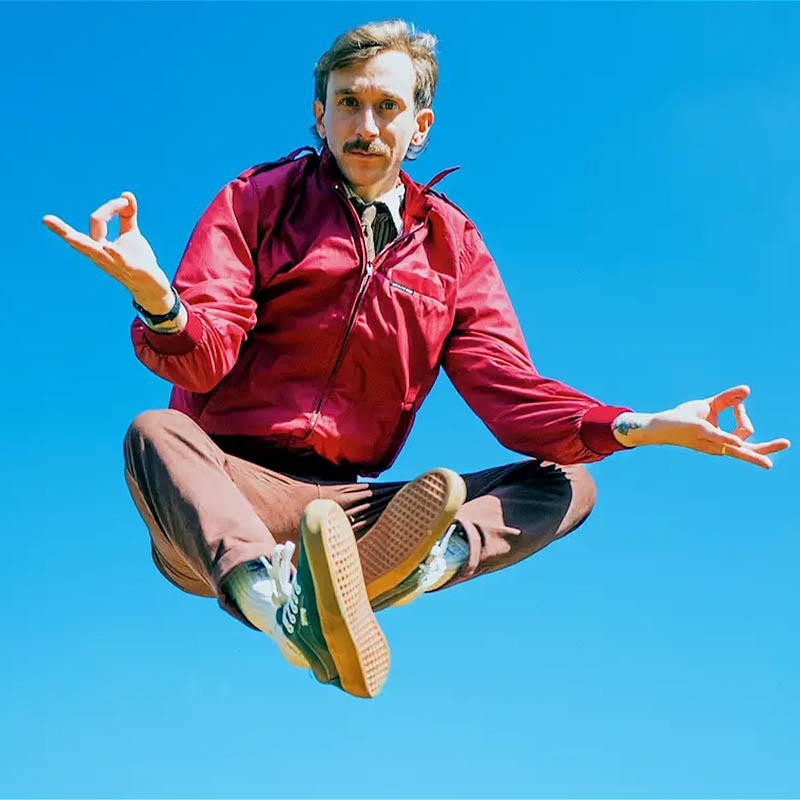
[[131, 147, 630, 476]]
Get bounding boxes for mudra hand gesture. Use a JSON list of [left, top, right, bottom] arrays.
[[613, 385, 790, 469], [42, 192, 174, 313]]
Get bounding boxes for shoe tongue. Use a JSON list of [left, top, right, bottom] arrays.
[[445, 527, 470, 560]]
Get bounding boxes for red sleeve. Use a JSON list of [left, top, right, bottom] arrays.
[[130, 177, 259, 393], [442, 223, 632, 464]]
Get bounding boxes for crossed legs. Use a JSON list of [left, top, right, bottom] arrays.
[[123, 409, 597, 625]]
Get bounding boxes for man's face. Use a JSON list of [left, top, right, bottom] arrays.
[[313, 50, 434, 197]]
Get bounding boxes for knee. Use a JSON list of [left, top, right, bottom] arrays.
[[123, 409, 181, 469], [126, 408, 169, 447], [573, 465, 597, 516], [558, 464, 597, 536]]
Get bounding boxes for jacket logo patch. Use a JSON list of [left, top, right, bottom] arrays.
[[388, 280, 415, 296]]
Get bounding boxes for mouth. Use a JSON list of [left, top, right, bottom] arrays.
[[346, 151, 384, 159]]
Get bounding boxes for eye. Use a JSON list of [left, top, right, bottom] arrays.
[[340, 97, 358, 107], [380, 100, 397, 111]]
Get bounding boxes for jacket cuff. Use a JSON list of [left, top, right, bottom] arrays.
[[580, 405, 634, 455], [139, 306, 204, 355]]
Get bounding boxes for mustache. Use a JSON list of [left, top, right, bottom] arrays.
[[343, 139, 388, 156]]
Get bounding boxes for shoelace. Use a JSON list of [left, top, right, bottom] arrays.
[[260, 543, 303, 634], [418, 523, 458, 590], [259, 542, 294, 606]]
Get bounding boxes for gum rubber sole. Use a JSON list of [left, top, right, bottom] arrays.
[[300, 499, 390, 698], [357, 467, 467, 601]]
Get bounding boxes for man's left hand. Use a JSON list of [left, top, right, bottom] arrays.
[[612, 385, 790, 469]]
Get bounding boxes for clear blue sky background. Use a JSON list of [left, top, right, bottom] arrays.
[[2, 2, 798, 797]]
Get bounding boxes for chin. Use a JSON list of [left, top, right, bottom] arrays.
[[342, 161, 388, 186]]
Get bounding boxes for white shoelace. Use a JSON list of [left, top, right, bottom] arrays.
[[258, 542, 294, 606], [418, 523, 458, 591], [259, 543, 302, 633]]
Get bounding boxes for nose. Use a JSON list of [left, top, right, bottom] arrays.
[[355, 106, 379, 139]]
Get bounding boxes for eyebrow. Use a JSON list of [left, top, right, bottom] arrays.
[[333, 88, 405, 104]]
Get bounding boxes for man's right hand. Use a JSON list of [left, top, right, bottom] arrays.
[[42, 191, 175, 314]]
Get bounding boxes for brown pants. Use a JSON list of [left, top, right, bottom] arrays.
[[123, 409, 597, 628]]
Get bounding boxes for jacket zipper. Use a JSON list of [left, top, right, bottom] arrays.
[[307, 259, 373, 433], [305, 186, 374, 435], [305, 186, 427, 436]]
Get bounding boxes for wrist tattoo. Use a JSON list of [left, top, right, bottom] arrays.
[[614, 419, 642, 436]]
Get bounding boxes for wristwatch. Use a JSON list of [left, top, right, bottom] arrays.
[[132, 289, 183, 325]]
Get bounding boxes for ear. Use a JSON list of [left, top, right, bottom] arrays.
[[313, 99, 326, 139], [410, 108, 434, 147]]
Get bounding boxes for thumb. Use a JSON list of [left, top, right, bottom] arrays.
[[119, 191, 138, 233]]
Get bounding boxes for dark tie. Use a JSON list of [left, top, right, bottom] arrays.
[[350, 198, 398, 261]]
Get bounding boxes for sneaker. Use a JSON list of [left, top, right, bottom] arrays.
[[371, 522, 470, 611], [356, 467, 467, 607], [285, 499, 390, 698], [222, 542, 310, 669], [224, 499, 391, 698]]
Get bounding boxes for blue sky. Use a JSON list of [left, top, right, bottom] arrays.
[[2, 2, 798, 797]]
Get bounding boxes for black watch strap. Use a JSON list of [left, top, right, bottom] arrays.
[[133, 289, 182, 325]]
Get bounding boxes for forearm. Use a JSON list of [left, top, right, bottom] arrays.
[[611, 411, 654, 447], [445, 345, 632, 463]]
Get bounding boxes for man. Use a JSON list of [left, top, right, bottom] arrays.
[[42, 20, 789, 699]]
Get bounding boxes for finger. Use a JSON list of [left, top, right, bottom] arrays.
[[746, 438, 791, 456], [70, 237, 117, 267], [707, 384, 750, 418], [721, 443, 773, 469], [45, 216, 113, 264], [43, 216, 97, 252], [89, 197, 133, 242], [118, 191, 138, 234], [731, 400, 755, 440], [42, 214, 74, 239]]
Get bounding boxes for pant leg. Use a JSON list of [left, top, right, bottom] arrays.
[[447, 459, 596, 586], [124, 411, 595, 618], [123, 409, 320, 626], [322, 459, 596, 590]]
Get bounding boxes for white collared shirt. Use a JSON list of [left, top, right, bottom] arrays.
[[342, 179, 405, 236]]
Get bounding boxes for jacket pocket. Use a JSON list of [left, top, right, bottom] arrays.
[[382, 267, 446, 304]]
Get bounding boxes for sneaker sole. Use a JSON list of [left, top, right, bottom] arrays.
[[357, 467, 467, 602], [301, 499, 390, 699]]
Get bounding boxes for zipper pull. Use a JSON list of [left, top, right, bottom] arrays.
[[366, 262, 374, 277]]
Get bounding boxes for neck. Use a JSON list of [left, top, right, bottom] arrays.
[[346, 173, 402, 203]]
